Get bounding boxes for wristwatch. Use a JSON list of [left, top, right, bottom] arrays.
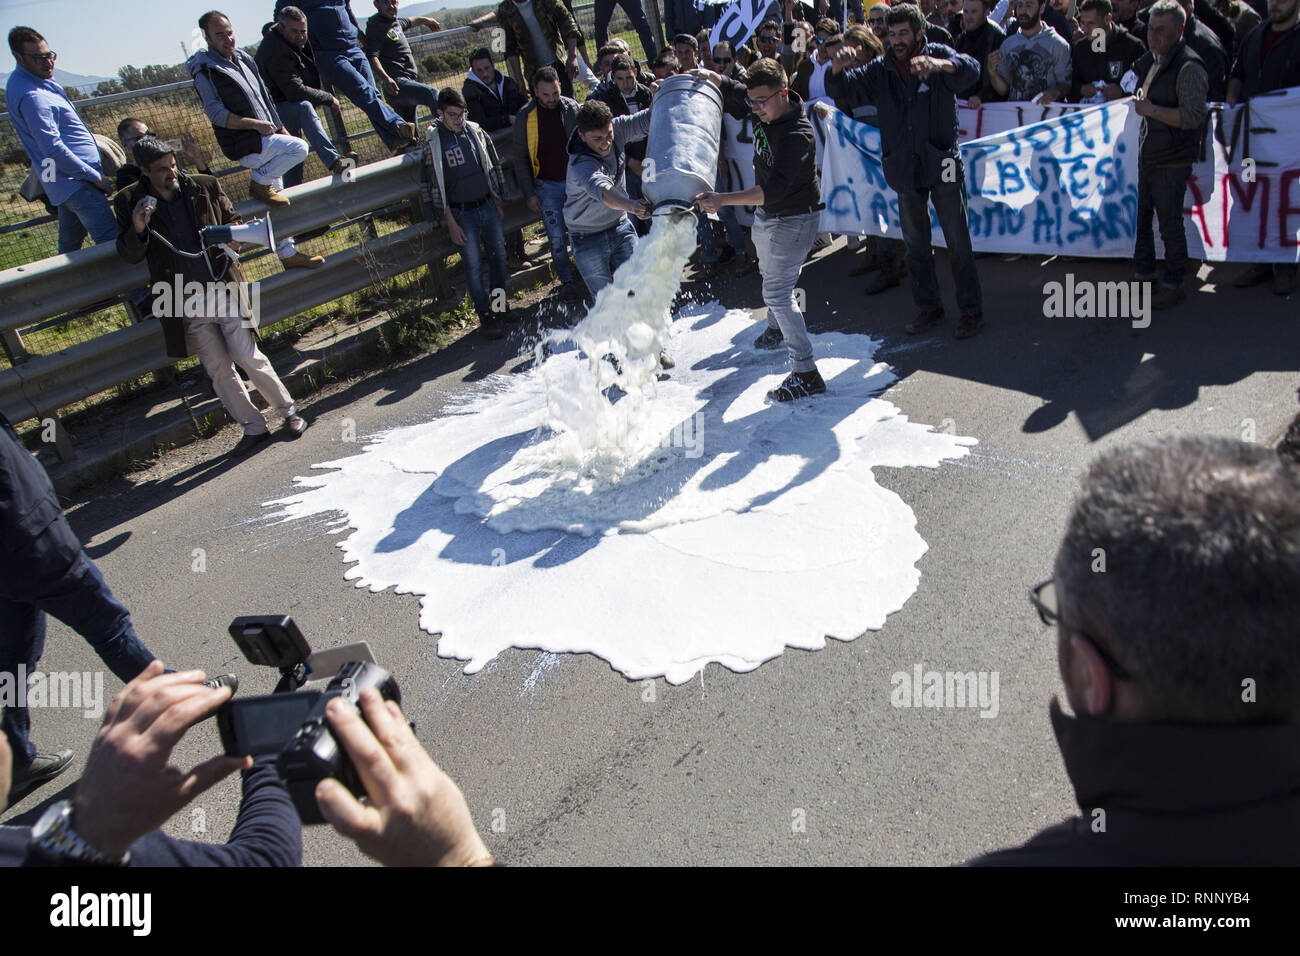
[[29, 800, 130, 866]]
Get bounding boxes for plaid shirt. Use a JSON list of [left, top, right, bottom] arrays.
[[419, 119, 509, 220]]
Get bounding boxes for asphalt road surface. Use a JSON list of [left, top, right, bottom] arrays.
[[5, 244, 1297, 866]]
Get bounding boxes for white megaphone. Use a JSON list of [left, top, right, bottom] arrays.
[[200, 214, 275, 251]]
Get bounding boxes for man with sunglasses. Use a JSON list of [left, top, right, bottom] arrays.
[[972, 435, 1300, 866], [6, 27, 118, 254], [694, 59, 827, 403], [744, 21, 785, 69]]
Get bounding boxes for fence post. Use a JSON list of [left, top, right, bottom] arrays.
[[1, 328, 29, 366], [319, 76, 354, 159]]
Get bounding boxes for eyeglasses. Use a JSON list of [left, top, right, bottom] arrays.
[[23, 50, 57, 62], [746, 90, 784, 109], [124, 129, 151, 144], [758, 34, 780, 43], [442, 109, 466, 120], [814, 36, 826, 44], [1028, 579, 1133, 681]]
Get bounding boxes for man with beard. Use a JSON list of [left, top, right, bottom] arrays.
[[515, 67, 581, 299], [1071, 0, 1146, 101], [954, 0, 1007, 104], [826, 3, 986, 338], [989, 0, 1072, 100]]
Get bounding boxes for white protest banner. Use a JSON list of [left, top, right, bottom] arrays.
[[720, 111, 759, 225], [813, 89, 1300, 263], [708, 0, 782, 54]]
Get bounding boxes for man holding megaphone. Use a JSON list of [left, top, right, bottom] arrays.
[[114, 137, 309, 457]]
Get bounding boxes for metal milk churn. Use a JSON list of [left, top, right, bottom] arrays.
[[641, 73, 724, 214]]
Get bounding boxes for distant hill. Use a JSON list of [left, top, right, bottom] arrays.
[[1, 67, 114, 93]]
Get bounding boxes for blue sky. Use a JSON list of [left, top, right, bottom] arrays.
[[0, 0, 486, 79]]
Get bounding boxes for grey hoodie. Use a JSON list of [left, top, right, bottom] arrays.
[[562, 108, 651, 235]]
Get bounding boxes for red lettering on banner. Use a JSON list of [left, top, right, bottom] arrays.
[[1279, 169, 1300, 249], [1223, 173, 1269, 249], [1184, 173, 1212, 247]]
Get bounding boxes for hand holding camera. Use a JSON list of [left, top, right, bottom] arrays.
[[315, 688, 492, 867], [75, 661, 248, 858]]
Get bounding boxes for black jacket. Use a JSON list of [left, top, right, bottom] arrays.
[[969, 700, 1300, 866], [462, 70, 524, 132], [1183, 15, 1229, 100], [1231, 20, 1300, 99], [825, 44, 980, 194], [255, 20, 334, 107], [1134, 40, 1208, 168], [1070, 25, 1145, 100], [114, 171, 247, 359], [953, 19, 1006, 100], [717, 77, 821, 217]]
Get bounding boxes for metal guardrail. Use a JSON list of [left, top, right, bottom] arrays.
[[0, 136, 540, 438], [0, 0, 660, 450]]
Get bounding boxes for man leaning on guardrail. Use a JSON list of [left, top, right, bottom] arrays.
[[114, 137, 309, 458], [5, 27, 119, 255]]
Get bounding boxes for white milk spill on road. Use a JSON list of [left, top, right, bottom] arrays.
[[267, 215, 977, 683]]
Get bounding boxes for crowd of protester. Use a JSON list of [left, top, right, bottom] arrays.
[[2, 0, 1299, 870]]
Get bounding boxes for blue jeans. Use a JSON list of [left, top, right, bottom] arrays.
[[1134, 164, 1191, 288], [750, 209, 819, 373], [595, 0, 658, 60], [0, 535, 155, 765], [570, 216, 637, 298], [896, 178, 983, 317], [277, 100, 342, 188], [315, 47, 404, 149], [718, 204, 746, 250], [56, 182, 118, 254], [387, 76, 439, 126], [535, 178, 573, 282], [452, 200, 508, 317]]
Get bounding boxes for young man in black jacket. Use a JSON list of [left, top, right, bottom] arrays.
[[694, 59, 827, 403], [1070, 0, 1146, 102], [594, 53, 653, 235], [953, 0, 1006, 106], [463, 48, 525, 130], [826, 3, 986, 338]]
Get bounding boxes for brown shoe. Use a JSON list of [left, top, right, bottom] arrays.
[[281, 251, 324, 270], [329, 157, 349, 175], [391, 121, 417, 154], [249, 181, 290, 207]]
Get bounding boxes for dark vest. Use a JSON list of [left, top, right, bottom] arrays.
[[193, 59, 266, 161], [1135, 41, 1206, 169]]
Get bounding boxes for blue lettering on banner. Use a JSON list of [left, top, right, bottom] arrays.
[[812, 94, 1300, 262]]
